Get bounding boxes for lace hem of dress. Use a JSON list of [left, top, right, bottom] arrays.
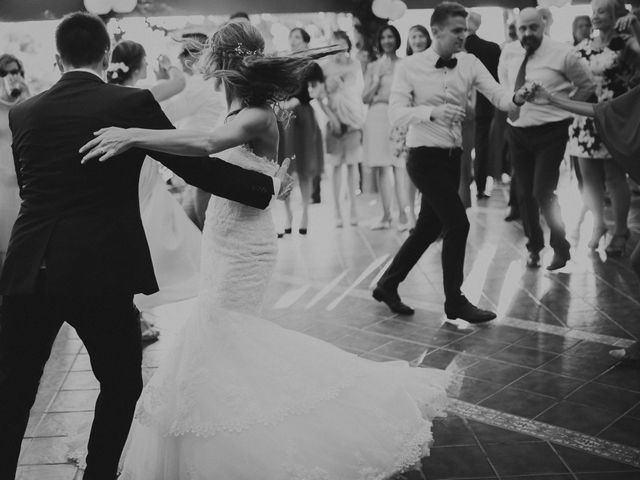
[[134, 365, 367, 437], [282, 422, 435, 480]]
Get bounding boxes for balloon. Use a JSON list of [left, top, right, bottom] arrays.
[[84, 0, 112, 15], [372, 0, 393, 19], [112, 0, 137, 13], [387, 0, 407, 20], [538, 0, 570, 7]]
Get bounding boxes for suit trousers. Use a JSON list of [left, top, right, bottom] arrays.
[[474, 115, 493, 194], [507, 120, 571, 254], [0, 272, 142, 480], [379, 147, 469, 306]]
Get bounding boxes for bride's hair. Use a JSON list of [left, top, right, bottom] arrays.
[[198, 21, 311, 107], [108, 40, 146, 85]]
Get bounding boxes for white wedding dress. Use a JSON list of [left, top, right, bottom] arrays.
[[119, 145, 451, 480]]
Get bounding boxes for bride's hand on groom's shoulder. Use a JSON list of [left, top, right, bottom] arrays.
[[80, 127, 135, 164]]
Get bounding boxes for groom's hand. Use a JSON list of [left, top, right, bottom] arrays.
[[275, 158, 293, 201]]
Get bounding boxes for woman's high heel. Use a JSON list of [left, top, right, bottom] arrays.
[[605, 230, 630, 257], [587, 225, 608, 250]]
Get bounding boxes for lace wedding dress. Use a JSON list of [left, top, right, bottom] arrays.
[[119, 145, 451, 480]]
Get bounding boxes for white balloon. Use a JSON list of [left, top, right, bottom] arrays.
[[372, 0, 394, 19], [112, 0, 137, 13], [387, 0, 407, 21], [84, 0, 112, 15]]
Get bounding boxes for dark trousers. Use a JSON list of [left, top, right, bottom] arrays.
[[378, 147, 469, 306], [474, 115, 493, 194], [0, 272, 143, 480], [311, 174, 321, 202], [507, 120, 571, 254]]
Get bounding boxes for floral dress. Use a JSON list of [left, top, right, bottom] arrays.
[[567, 36, 637, 159]]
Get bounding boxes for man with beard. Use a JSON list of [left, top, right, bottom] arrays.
[[498, 8, 594, 270], [373, 2, 528, 323]]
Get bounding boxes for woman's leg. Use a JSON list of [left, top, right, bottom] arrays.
[[577, 157, 607, 248], [392, 165, 409, 226], [346, 164, 359, 225], [604, 159, 630, 236], [332, 164, 343, 226], [372, 166, 392, 229], [283, 195, 293, 232], [298, 174, 312, 231]]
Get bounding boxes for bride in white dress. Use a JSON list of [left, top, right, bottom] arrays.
[[81, 22, 451, 479]]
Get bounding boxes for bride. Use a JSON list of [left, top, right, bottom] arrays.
[[80, 21, 451, 479]]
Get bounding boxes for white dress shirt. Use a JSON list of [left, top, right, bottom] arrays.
[[389, 47, 516, 149], [498, 36, 595, 127], [66, 67, 105, 81]]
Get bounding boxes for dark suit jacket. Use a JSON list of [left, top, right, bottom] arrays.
[[0, 71, 274, 296], [464, 34, 502, 119]]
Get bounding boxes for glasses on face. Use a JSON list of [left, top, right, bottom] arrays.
[[0, 68, 22, 77]]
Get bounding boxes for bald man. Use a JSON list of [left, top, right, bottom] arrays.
[[464, 11, 502, 198], [498, 8, 595, 270]]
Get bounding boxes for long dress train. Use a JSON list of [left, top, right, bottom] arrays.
[[120, 145, 451, 480]]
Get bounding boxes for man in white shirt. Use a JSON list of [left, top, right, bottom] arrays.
[[499, 8, 595, 270], [373, 1, 527, 323]]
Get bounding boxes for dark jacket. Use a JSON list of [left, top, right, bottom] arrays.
[[465, 33, 502, 119], [1, 71, 274, 296]]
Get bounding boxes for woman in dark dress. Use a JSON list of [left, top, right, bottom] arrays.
[[531, 75, 640, 363], [279, 28, 325, 235]]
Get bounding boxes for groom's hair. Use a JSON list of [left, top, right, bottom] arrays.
[[56, 12, 111, 68]]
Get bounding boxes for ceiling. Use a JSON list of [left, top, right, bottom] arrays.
[[0, 0, 592, 22]]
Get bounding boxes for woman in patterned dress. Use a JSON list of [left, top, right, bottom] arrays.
[[567, 0, 640, 255]]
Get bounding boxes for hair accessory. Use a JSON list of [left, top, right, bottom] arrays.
[[108, 62, 130, 72], [230, 43, 264, 58]]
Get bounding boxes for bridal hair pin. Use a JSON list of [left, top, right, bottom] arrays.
[[107, 62, 129, 73], [222, 43, 264, 59]]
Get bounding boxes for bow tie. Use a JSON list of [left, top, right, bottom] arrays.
[[435, 57, 457, 69]]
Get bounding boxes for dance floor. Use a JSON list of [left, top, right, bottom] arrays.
[[16, 175, 640, 479]]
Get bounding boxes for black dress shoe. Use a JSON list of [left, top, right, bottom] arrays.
[[299, 228, 307, 235], [476, 192, 490, 200], [526, 252, 540, 268], [372, 286, 414, 315], [504, 209, 520, 222], [284, 228, 292, 235], [547, 249, 570, 271], [445, 299, 496, 324]]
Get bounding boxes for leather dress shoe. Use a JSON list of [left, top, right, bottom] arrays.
[[445, 299, 496, 324], [526, 252, 540, 268], [547, 249, 570, 271], [372, 286, 414, 315], [476, 192, 490, 200], [504, 209, 520, 222]]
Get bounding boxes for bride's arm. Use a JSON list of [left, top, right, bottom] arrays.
[[80, 108, 273, 163]]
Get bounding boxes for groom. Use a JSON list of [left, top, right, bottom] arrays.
[[0, 12, 289, 480]]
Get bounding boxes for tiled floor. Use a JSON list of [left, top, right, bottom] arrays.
[[13, 176, 640, 480]]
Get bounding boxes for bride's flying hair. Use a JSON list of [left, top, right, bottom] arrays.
[[198, 21, 345, 108]]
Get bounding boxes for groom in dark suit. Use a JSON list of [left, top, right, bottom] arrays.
[[464, 11, 501, 199], [0, 13, 288, 480]]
